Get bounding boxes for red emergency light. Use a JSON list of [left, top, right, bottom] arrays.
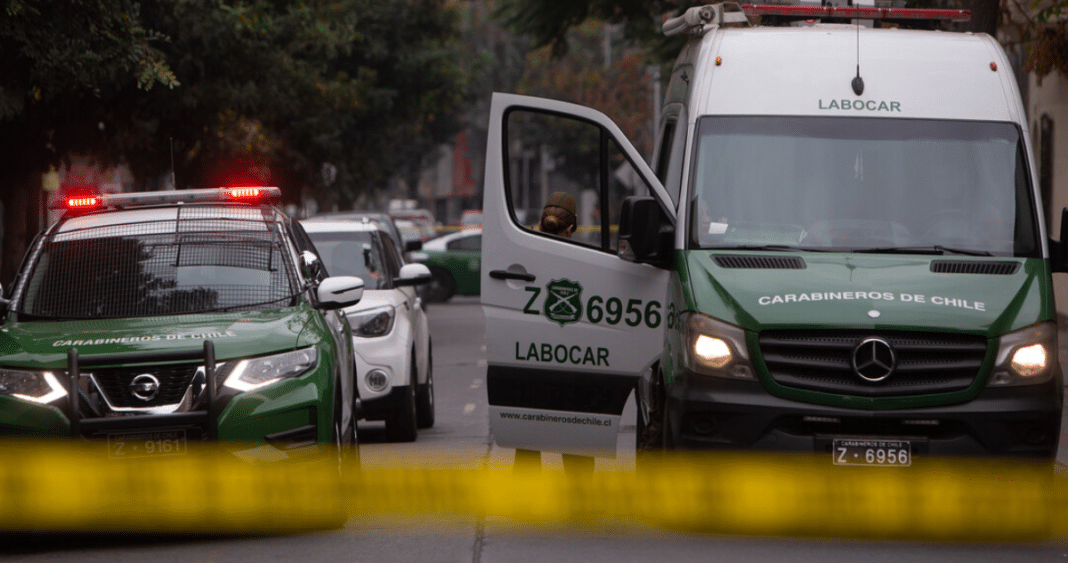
[[223, 186, 274, 200], [64, 196, 101, 210], [740, 4, 971, 22]]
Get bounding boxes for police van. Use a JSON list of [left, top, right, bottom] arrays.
[[481, 3, 1066, 465], [0, 187, 364, 463]]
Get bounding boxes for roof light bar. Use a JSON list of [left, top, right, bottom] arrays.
[[49, 187, 282, 212], [740, 4, 971, 22]]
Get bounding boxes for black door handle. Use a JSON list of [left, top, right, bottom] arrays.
[[489, 270, 536, 282]]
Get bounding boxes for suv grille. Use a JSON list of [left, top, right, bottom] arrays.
[[758, 330, 987, 396], [90, 364, 200, 408]]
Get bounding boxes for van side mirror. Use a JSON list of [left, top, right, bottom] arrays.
[[618, 196, 674, 269], [1052, 208, 1068, 273]]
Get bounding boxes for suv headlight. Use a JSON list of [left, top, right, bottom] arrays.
[[680, 312, 755, 379], [221, 347, 318, 392], [0, 368, 67, 404], [347, 305, 396, 337], [988, 322, 1057, 387]]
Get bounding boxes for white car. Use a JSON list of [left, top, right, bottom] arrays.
[[301, 219, 434, 442]]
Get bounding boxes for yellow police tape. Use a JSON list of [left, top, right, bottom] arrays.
[[0, 440, 1063, 541]]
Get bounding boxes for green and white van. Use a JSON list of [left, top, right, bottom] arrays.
[[0, 188, 363, 461], [481, 4, 1065, 465]]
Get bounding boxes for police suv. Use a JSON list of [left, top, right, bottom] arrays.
[[0, 187, 363, 462], [481, 3, 1065, 465]]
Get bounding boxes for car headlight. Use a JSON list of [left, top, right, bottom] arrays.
[[0, 368, 68, 404], [988, 322, 1057, 386], [221, 347, 318, 392], [347, 305, 396, 337], [680, 312, 755, 379]]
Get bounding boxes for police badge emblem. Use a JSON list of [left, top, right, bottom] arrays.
[[543, 279, 583, 326]]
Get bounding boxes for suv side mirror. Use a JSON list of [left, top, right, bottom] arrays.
[[618, 196, 674, 268], [395, 263, 432, 287], [317, 276, 364, 309]]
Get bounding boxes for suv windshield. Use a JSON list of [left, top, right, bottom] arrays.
[[17, 206, 301, 319], [306, 231, 389, 290], [688, 117, 1039, 257]]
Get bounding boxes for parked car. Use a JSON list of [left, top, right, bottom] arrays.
[[304, 211, 421, 258], [460, 209, 482, 230], [301, 220, 435, 442], [394, 217, 439, 245], [0, 187, 363, 464], [412, 228, 482, 302]]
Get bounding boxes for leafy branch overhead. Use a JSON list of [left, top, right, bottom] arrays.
[[1022, 0, 1068, 83], [0, 0, 471, 285]]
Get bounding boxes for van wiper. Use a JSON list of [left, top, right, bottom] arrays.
[[856, 245, 993, 257], [710, 244, 833, 252]]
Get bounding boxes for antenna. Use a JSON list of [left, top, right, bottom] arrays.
[[170, 137, 177, 189], [851, 2, 864, 96]]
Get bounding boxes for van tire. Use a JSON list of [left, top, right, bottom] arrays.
[[635, 372, 665, 473]]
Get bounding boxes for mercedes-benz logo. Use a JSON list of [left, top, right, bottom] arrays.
[[130, 374, 160, 401], [851, 338, 896, 382]]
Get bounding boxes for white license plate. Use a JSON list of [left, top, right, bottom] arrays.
[[832, 438, 911, 467], [108, 429, 187, 459]]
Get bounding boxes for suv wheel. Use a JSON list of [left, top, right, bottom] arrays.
[[385, 371, 418, 442], [416, 343, 435, 429]]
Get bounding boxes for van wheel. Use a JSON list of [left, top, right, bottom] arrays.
[[636, 373, 665, 473], [416, 343, 435, 429], [385, 367, 418, 442], [424, 267, 456, 302]]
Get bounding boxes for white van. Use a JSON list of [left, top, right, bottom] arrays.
[[480, 3, 1066, 465]]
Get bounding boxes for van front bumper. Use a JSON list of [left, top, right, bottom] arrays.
[[665, 375, 1063, 459]]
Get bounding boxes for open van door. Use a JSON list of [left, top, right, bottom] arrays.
[[481, 93, 674, 456]]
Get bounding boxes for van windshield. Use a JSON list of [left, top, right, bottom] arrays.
[[688, 117, 1038, 257]]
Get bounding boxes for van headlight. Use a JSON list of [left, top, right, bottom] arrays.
[[680, 312, 755, 379], [221, 347, 318, 392], [988, 322, 1057, 386], [347, 305, 396, 337], [0, 368, 68, 404]]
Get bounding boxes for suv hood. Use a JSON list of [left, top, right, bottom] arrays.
[[0, 308, 317, 369], [686, 252, 1052, 336]]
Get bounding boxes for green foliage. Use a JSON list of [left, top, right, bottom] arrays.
[[0, 0, 176, 119], [1023, 0, 1068, 83], [496, 0, 694, 64], [0, 0, 472, 283]]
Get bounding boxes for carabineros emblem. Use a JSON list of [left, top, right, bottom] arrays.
[[544, 279, 583, 327]]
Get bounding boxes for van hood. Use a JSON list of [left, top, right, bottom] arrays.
[[685, 252, 1052, 336], [0, 308, 318, 369]]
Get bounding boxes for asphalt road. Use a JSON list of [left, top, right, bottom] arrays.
[[1, 295, 1065, 562]]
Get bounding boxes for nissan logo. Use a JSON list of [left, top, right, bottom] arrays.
[[851, 338, 896, 382], [130, 374, 160, 401]]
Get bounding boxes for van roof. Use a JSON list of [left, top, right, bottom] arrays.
[[689, 25, 1021, 123]]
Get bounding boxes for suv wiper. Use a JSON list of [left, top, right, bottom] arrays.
[[855, 245, 993, 257], [708, 244, 833, 252]]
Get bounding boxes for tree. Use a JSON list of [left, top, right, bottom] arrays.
[[1013, 0, 1068, 84], [0, 0, 178, 284], [0, 0, 472, 285], [515, 19, 658, 156]]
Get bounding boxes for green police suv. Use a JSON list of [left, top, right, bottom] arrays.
[[0, 187, 363, 460]]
